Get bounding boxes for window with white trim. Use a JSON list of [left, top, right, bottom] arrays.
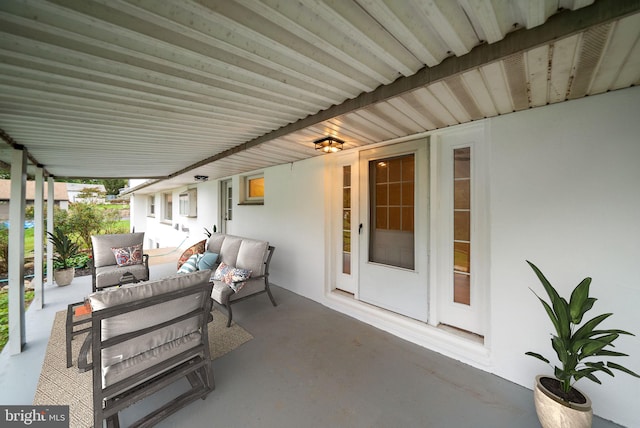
[[434, 125, 487, 337], [163, 192, 173, 222], [147, 195, 155, 217], [179, 189, 197, 217], [240, 173, 264, 204]]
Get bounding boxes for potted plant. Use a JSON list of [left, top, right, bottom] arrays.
[[203, 225, 217, 238], [47, 227, 81, 286], [525, 261, 639, 428]]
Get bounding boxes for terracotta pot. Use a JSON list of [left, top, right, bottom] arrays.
[[534, 375, 592, 428], [54, 267, 75, 286]]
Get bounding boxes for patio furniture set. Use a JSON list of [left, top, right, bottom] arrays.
[[65, 232, 276, 427]]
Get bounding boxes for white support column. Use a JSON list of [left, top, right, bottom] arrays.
[[33, 167, 44, 309], [46, 176, 54, 286], [8, 147, 27, 355]]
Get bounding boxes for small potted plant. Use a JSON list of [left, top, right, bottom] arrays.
[[47, 227, 81, 286], [525, 261, 639, 428], [203, 225, 217, 238]]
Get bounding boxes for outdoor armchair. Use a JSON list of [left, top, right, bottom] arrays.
[[78, 270, 215, 428], [89, 232, 149, 292]]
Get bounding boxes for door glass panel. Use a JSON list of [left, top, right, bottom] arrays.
[[453, 147, 471, 305], [227, 186, 233, 221], [369, 154, 415, 270], [342, 166, 351, 275], [454, 272, 471, 305]]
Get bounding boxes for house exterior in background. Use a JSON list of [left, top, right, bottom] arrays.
[[128, 87, 640, 427], [0, 180, 69, 220], [65, 183, 106, 204]]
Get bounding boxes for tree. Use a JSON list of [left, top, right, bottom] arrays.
[[102, 179, 128, 196], [67, 203, 107, 249], [77, 186, 106, 203]]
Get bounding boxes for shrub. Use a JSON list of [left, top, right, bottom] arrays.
[[0, 290, 34, 352], [0, 225, 8, 275]]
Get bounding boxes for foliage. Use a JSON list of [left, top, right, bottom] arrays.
[[525, 261, 639, 400], [47, 227, 80, 269], [0, 225, 8, 274], [0, 290, 35, 352], [204, 225, 217, 237], [68, 253, 91, 268], [66, 203, 105, 250], [49, 253, 91, 270], [98, 209, 124, 234], [77, 186, 106, 202], [45, 206, 73, 237], [102, 179, 128, 196]]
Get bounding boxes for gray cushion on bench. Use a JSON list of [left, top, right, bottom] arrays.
[[236, 240, 268, 276], [88, 270, 212, 388], [103, 332, 202, 387]]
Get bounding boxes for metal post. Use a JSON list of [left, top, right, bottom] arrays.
[[46, 176, 54, 286], [33, 167, 44, 309], [8, 147, 27, 355]]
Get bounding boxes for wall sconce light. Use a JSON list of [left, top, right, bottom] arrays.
[[194, 175, 209, 182], [314, 136, 344, 153]]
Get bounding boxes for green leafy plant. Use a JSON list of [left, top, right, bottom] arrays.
[[525, 261, 639, 401], [47, 227, 80, 270], [0, 290, 34, 352], [203, 225, 217, 238]]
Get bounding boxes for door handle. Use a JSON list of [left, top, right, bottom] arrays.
[[359, 224, 363, 234]]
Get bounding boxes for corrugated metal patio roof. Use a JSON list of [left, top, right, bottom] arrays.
[[0, 0, 638, 193]]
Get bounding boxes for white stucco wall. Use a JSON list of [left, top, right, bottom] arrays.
[[488, 86, 640, 426], [231, 158, 329, 302], [133, 86, 640, 426]]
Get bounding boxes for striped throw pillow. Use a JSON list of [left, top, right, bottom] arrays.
[[177, 253, 201, 274]]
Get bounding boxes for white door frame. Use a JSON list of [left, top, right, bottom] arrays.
[[430, 124, 488, 335], [220, 179, 232, 235], [358, 139, 430, 322], [333, 153, 359, 294]]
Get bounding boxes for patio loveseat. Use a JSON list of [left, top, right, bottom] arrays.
[[203, 234, 276, 327], [78, 269, 215, 428]]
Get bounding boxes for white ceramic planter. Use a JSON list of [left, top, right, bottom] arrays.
[[54, 267, 75, 286], [534, 375, 592, 428]]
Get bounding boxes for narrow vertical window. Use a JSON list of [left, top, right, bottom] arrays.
[[148, 196, 155, 217], [163, 193, 173, 221], [453, 147, 471, 305], [227, 186, 233, 221], [342, 166, 351, 275]]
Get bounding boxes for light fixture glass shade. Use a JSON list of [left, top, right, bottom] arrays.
[[314, 136, 344, 153]]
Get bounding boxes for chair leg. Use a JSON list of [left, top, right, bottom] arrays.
[[106, 414, 120, 428], [266, 284, 278, 307], [65, 305, 73, 368], [225, 303, 233, 328]]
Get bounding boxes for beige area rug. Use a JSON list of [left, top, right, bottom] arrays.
[[33, 309, 253, 428]]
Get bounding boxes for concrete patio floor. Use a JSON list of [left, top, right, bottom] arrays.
[[0, 252, 623, 427]]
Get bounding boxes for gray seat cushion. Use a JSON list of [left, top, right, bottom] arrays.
[[95, 264, 149, 289], [88, 270, 212, 388]]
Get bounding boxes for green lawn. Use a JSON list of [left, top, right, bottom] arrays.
[[0, 289, 34, 352]]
